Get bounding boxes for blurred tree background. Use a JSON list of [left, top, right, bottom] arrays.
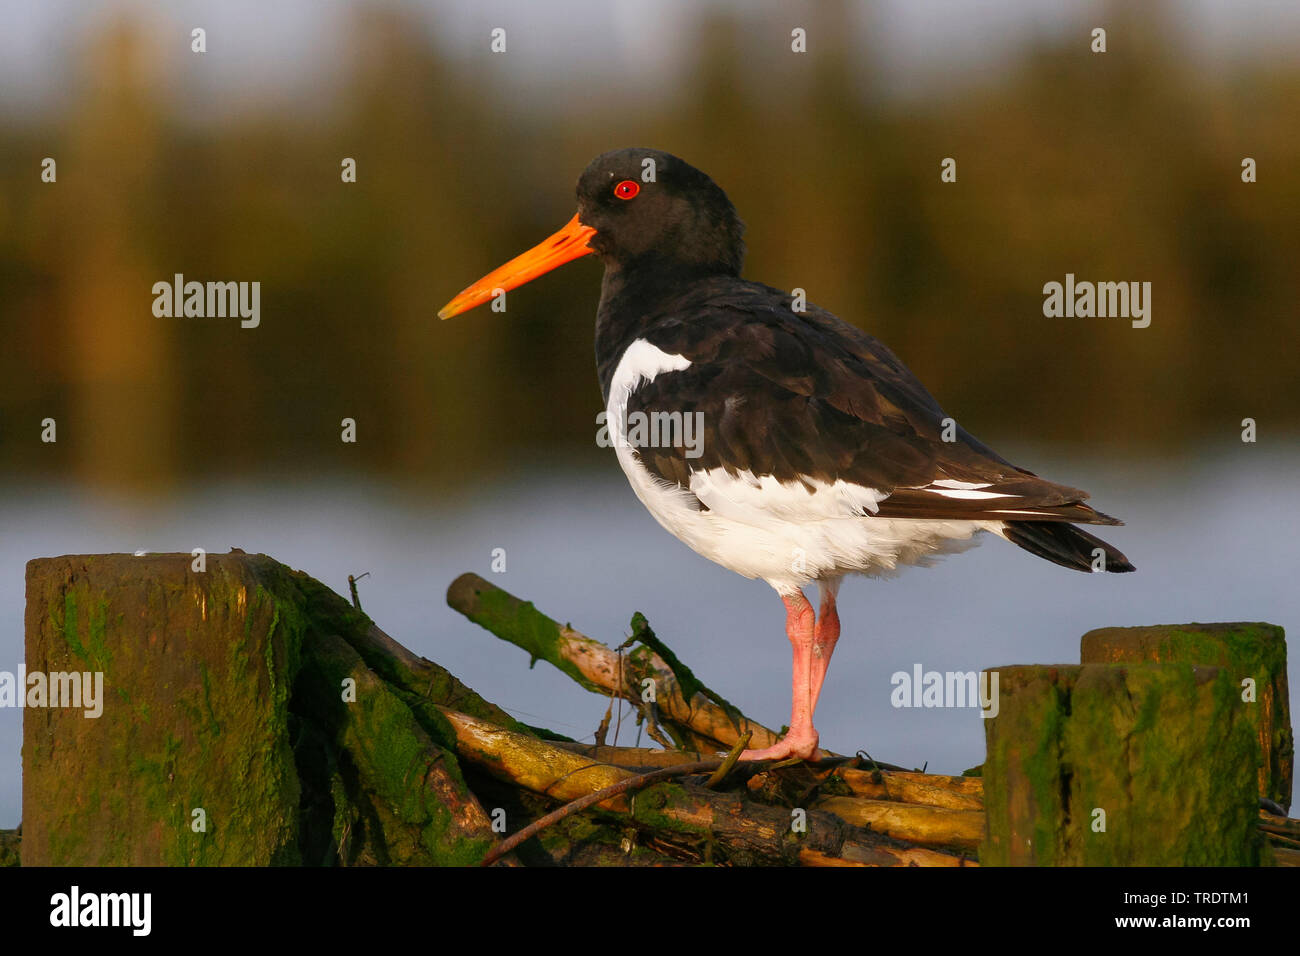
[[2, 0, 1297, 497]]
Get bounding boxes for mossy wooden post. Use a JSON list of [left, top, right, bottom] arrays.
[[21, 552, 507, 866], [982, 663, 1262, 866], [0, 830, 18, 867], [1081, 623, 1292, 813], [22, 553, 306, 865]]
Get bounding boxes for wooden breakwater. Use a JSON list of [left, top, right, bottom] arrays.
[[8, 552, 1295, 866]]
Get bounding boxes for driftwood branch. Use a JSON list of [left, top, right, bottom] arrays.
[[553, 743, 712, 768], [20, 553, 1292, 869], [481, 758, 726, 866], [830, 767, 985, 811], [439, 708, 975, 866], [812, 796, 984, 852], [447, 572, 784, 752]]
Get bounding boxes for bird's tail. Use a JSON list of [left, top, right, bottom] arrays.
[[1002, 520, 1135, 573]]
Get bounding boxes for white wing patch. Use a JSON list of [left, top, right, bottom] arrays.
[[920, 478, 1021, 500], [690, 468, 886, 523], [925, 488, 1019, 500]]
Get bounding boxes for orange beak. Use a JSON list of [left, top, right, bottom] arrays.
[[437, 212, 597, 319]]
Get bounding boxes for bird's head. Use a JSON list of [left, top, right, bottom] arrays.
[[438, 148, 744, 320]]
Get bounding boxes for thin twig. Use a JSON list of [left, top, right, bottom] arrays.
[[480, 759, 724, 867], [795, 754, 861, 806], [855, 749, 911, 773], [478, 751, 857, 866], [857, 749, 892, 800], [595, 699, 612, 747], [704, 732, 752, 789], [541, 762, 611, 799], [612, 643, 628, 747], [347, 571, 369, 610]]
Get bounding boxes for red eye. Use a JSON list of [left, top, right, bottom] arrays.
[[614, 180, 640, 200]]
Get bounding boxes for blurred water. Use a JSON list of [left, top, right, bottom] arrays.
[[2, 446, 1297, 827]]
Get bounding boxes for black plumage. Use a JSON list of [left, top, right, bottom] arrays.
[[577, 149, 1131, 568]]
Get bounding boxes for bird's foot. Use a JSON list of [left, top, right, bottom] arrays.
[[738, 732, 821, 762]]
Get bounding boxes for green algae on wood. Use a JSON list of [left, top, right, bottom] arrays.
[[446, 572, 779, 751], [0, 830, 18, 867], [1081, 622, 1292, 812], [22, 551, 511, 867], [293, 631, 499, 865], [625, 612, 749, 738], [446, 571, 607, 695], [981, 662, 1263, 866], [23, 553, 305, 865], [254, 558, 534, 742], [348, 623, 536, 743]]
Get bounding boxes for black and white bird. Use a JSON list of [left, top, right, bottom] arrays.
[[439, 148, 1134, 761]]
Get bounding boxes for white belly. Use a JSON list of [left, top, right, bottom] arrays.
[[606, 339, 998, 595]]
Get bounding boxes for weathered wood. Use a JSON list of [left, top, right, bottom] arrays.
[[829, 768, 985, 811], [0, 830, 18, 868], [20, 552, 508, 867], [480, 756, 736, 866], [287, 562, 537, 739], [294, 632, 503, 865], [1274, 847, 1300, 866], [439, 708, 967, 866], [1258, 809, 1300, 862], [441, 709, 637, 809], [554, 743, 711, 768], [982, 663, 1263, 866], [813, 796, 983, 852], [352, 623, 538, 737], [1260, 810, 1300, 834], [446, 573, 784, 752], [1081, 622, 1292, 812], [798, 848, 870, 867], [22, 553, 306, 865], [799, 845, 976, 867], [24, 555, 1288, 868]]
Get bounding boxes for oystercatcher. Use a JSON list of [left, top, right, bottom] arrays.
[[439, 148, 1133, 761]]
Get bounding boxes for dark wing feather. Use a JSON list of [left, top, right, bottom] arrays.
[[623, 278, 1121, 526]]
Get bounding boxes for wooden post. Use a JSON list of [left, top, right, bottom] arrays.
[[21, 552, 506, 865], [1081, 622, 1292, 813], [0, 830, 17, 867], [22, 554, 306, 864], [982, 662, 1263, 866]]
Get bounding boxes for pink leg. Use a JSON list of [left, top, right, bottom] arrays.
[[740, 589, 821, 761], [809, 579, 841, 714]]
